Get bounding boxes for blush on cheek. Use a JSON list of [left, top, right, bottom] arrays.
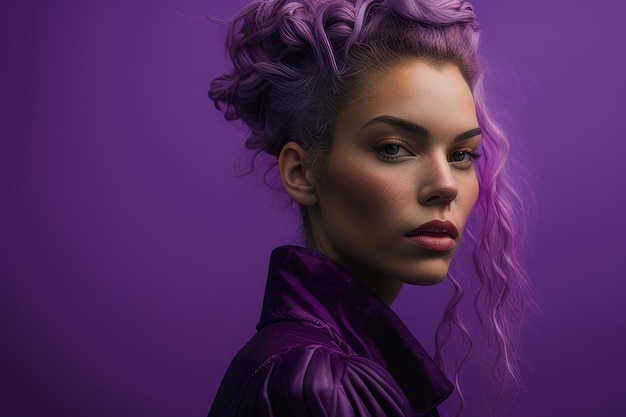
[[463, 176, 480, 209], [328, 161, 408, 224]]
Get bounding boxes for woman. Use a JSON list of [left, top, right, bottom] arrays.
[[207, 0, 533, 416]]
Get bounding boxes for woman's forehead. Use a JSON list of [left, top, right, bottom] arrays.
[[335, 60, 478, 136]]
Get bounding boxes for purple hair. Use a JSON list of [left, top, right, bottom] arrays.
[[209, 0, 535, 414]]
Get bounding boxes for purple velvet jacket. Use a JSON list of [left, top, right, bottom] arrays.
[[208, 246, 453, 417]]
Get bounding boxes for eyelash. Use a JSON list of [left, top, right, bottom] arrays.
[[450, 150, 482, 165], [374, 142, 482, 165], [375, 143, 411, 161]]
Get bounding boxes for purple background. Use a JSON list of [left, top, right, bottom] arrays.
[[2, 0, 625, 416]]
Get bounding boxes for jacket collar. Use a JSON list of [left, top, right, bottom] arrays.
[[257, 245, 453, 415]]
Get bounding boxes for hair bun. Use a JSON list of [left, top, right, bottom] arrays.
[[209, 0, 479, 158]]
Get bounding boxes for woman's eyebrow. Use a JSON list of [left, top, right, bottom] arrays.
[[455, 127, 482, 142], [359, 115, 481, 142], [360, 115, 430, 137]]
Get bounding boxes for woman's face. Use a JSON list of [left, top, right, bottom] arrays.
[[308, 59, 481, 304]]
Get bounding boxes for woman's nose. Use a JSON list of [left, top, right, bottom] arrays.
[[417, 156, 458, 206]]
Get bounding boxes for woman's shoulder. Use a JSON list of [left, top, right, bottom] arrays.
[[208, 321, 412, 417]]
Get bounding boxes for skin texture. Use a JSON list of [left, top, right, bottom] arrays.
[[279, 59, 481, 305]]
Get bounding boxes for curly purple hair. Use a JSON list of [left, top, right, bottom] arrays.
[[210, 0, 535, 413]]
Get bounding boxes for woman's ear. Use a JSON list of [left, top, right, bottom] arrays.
[[278, 142, 318, 207]]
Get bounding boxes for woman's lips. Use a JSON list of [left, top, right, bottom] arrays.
[[406, 220, 459, 251], [406, 234, 455, 251]]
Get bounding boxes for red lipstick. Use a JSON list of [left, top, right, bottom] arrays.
[[406, 220, 459, 251]]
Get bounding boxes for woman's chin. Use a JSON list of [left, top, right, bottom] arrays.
[[404, 273, 448, 287], [396, 261, 451, 286]]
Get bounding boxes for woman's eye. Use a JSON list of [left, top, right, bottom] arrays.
[[382, 144, 401, 155], [450, 151, 470, 162], [375, 143, 411, 162], [450, 150, 480, 164]]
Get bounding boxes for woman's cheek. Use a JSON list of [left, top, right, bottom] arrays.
[[327, 159, 411, 223], [460, 172, 480, 210]]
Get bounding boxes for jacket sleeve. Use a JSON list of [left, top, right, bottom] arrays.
[[230, 345, 413, 417]]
